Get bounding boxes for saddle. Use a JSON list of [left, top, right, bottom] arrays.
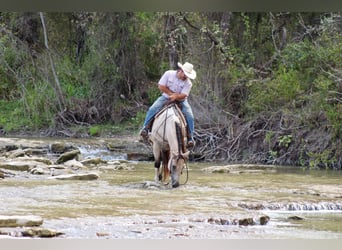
[[148, 101, 190, 138]]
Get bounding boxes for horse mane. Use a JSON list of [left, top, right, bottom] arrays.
[[175, 121, 186, 154]]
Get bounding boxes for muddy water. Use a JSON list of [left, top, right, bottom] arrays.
[[1, 156, 342, 239]]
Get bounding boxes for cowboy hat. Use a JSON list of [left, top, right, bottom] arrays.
[[177, 62, 196, 80]]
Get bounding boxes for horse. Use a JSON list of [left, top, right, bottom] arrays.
[[149, 102, 190, 188]]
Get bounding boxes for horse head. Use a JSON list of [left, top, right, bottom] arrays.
[[169, 150, 190, 188]]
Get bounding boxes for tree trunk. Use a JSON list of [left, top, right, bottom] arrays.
[[39, 12, 66, 112]]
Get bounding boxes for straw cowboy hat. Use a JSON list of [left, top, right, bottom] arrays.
[[177, 62, 196, 80]]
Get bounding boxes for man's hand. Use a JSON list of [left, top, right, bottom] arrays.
[[159, 84, 187, 101], [169, 93, 178, 102]]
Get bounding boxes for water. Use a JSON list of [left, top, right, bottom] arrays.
[[1, 139, 342, 239]]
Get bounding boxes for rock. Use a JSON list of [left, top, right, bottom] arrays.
[[0, 169, 15, 178], [0, 161, 41, 172], [107, 143, 125, 151], [0, 215, 43, 228], [202, 164, 277, 174], [81, 157, 107, 166], [96, 232, 110, 237], [48, 172, 99, 181], [7, 149, 26, 158], [23, 148, 48, 156], [30, 167, 48, 175], [288, 216, 304, 221], [49, 167, 73, 177], [127, 152, 153, 161], [238, 218, 256, 226], [99, 164, 135, 171], [56, 149, 80, 164], [5, 145, 18, 152], [49, 142, 76, 154], [64, 159, 86, 170], [207, 218, 229, 225], [22, 227, 64, 238], [260, 215, 270, 225], [16, 156, 53, 165]]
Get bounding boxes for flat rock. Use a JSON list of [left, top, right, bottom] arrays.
[[0, 160, 44, 172], [64, 159, 86, 170], [202, 164, 277, 174], [48, 172, 99, 181], [81, 157, 107, 166], [22, 227, 64, 238], [0, 215, 43, 228]]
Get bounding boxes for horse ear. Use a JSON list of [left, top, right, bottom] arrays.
[[182, 151, 190, 159]]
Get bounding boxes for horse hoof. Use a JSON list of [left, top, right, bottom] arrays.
[[172, 182, 180, 188]]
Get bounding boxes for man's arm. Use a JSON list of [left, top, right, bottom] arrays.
[[158, 84, 187, 101]]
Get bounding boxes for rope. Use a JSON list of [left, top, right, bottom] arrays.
[[181, 163, 189, 185]]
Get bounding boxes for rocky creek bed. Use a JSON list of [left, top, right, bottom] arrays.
[[1, 136, 342, 239]]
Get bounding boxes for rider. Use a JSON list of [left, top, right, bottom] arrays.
[[140, 62, 196, 148]]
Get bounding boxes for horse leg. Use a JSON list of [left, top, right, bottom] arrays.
[[171, 164, 180, 188], [162, 150, 170, 184], [154, 159, 161, 183]]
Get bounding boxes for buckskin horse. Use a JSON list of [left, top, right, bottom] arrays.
[[149, 102, 190, 188]]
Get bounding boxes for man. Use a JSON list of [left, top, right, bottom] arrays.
[[140, 62, 196, 148]]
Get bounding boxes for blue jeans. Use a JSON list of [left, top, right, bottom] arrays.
[[143, 95, 195, 139]]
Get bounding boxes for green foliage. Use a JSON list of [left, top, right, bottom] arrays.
[[245, 69, 303, 114], [278, 134, 293, 148], [307, 150, 336, 169], [89, 125, 101, 136], [131, 111, 146, 128], [146, 86, 161, 105], [22, 82, 56, 129], [57, 57, 91, 99], [0, 100, 32, 132]]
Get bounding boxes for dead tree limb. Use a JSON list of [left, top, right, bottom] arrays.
[[39, 12, 66, 112]]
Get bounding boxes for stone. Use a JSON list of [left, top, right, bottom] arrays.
[[22, 227, 64, 238], [288, 216, 304, 221], [5, 145, 18, 152], [30, 167, 47, 175], [7, 149, 26, 158], [0, 215, 43, 228], [48, 172, 99, 181], [64, 159, 86, 170], [0, 161, 40, 172], [238, 218, 256, 226], [49, 142, 67, 154], [56, 149, 80, 164], [127, 152, 153, 161], [81, 157, 107, 166], [15, 156, 53, 165], [260, 215, 270, 225]]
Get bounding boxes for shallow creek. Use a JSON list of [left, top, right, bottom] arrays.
[[1, 139, 342, 239]]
